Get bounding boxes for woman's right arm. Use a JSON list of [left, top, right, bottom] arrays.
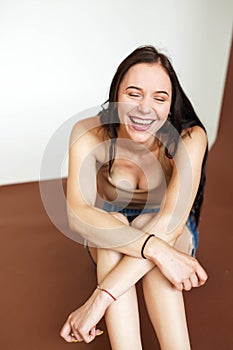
[[67, 121, 161, 257]]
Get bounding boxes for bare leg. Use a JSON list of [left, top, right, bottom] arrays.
[[142, 266, 191, 350], [132, 214, 193, 350], [97, 212, 143, 350]]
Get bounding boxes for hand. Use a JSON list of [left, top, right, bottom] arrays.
[[60, 288, 110, 343], [148, 238, 208, 291]]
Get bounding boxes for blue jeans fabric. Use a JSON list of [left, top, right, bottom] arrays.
[[102, 201, 199, 257]]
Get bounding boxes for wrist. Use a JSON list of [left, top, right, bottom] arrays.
[[143, 235, 166, 262], [93, 285, 115, 309]]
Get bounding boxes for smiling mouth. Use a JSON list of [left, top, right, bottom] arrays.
[[129, 116, 155, 126]]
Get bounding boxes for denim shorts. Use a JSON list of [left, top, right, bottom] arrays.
[[102, 201, 198, 257]]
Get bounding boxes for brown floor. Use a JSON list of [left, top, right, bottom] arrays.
[[1, 41, 232, 349]]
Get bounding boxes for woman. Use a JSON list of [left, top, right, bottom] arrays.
[[60, 45, 208, 350]]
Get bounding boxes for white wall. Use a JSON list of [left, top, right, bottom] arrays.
[[0, 0, 232, 185]]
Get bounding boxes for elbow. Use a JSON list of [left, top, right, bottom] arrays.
[[172, 225, 185, 241], [67, 215, 75, 232], [175, 225, 184, 238], [66, 203, 93, 236], [167, 226, 184, 246], [67, 208, 77, 232], [66, 203, 82, 232], [170, 224, 188, 247]]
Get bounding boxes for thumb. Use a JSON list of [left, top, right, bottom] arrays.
[[95, 328, 104, 336], [90, 326, 96, 338], [89, 326, 104, 338]]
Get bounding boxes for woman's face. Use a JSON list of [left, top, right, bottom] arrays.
[[117, 62, 172, 145]]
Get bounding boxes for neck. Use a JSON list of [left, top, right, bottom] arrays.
[[116, 136, 159, 155], [117, 129, 158, 154]]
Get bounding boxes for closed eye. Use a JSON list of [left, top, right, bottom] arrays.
[[154, 97, 165, 102], [129, 93, 141, 97]]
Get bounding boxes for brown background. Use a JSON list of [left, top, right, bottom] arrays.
[[1, 39, 232, 349]]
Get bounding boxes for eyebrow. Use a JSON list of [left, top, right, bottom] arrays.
[[125, 85, 169, 97]]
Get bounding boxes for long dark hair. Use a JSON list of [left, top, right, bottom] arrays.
[[100, 45, 208, 228]]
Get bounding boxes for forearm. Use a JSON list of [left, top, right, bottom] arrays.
[[68, 204, 157, 257], [97, 228, 183, 302], [93, 220, 187, 306], [98, 253, 155, 301]]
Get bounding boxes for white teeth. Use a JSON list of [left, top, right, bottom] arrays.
[[130, 117, 153, 125]]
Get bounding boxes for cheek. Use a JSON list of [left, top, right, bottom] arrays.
[[156, 104, 170, 120], [118, 101, 136, 119], [117, 104, 126, 120]]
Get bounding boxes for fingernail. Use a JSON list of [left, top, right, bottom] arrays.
[[97, 330, 104, 336]]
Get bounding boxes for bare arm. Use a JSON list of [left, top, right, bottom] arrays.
[[143, 126, 207, 245]]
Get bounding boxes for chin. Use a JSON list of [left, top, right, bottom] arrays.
[[128, 130, 154, 144]]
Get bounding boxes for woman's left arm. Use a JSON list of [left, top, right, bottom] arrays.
[[144, 125, 208, 244]]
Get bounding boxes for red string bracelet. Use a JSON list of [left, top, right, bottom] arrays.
[[97, 284, 117, 301]]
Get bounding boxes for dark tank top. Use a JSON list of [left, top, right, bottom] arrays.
[[97, 162, 167, 210]]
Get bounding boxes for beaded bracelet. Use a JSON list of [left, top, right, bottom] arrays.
[[141, 234, 155, 259], [97, 284, 117, 301]]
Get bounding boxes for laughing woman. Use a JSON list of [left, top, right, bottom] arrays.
[[60, 46, 208, 350]]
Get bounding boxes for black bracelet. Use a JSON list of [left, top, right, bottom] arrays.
[[141, 234, 155, 259]]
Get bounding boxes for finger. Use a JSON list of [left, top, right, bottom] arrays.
[[182, 279, 192, 291], [90, 326, 96, 338], [190, 272, 199, 288], [95, 329, 104, 337], [60, 322, 74, 343], [173, 281, 183, 291], [76, 327, 95, 344], [195, 264, 208, 286], [83, 334, 95, 343], [71, 329, 82, 342]]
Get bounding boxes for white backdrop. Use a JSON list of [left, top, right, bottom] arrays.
[[0, 0, 232, 185]]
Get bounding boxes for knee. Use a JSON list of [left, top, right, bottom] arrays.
[[131, 212, 157, 229], [96, 212, 127, 268], [97, 248, 122, 265], [110, 211, 129, 225], [96, 248, 123, 281]]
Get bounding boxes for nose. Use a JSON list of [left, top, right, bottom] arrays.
[[137, 97, 152, 114]]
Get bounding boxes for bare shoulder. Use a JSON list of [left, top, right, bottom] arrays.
[[69, 115, 108, 163], [172, 125, 208, 168], [69, 115, 102, 145], [181, 125, 208, 151]]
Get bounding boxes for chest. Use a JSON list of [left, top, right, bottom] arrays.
[[108, 153, 166, 192]]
